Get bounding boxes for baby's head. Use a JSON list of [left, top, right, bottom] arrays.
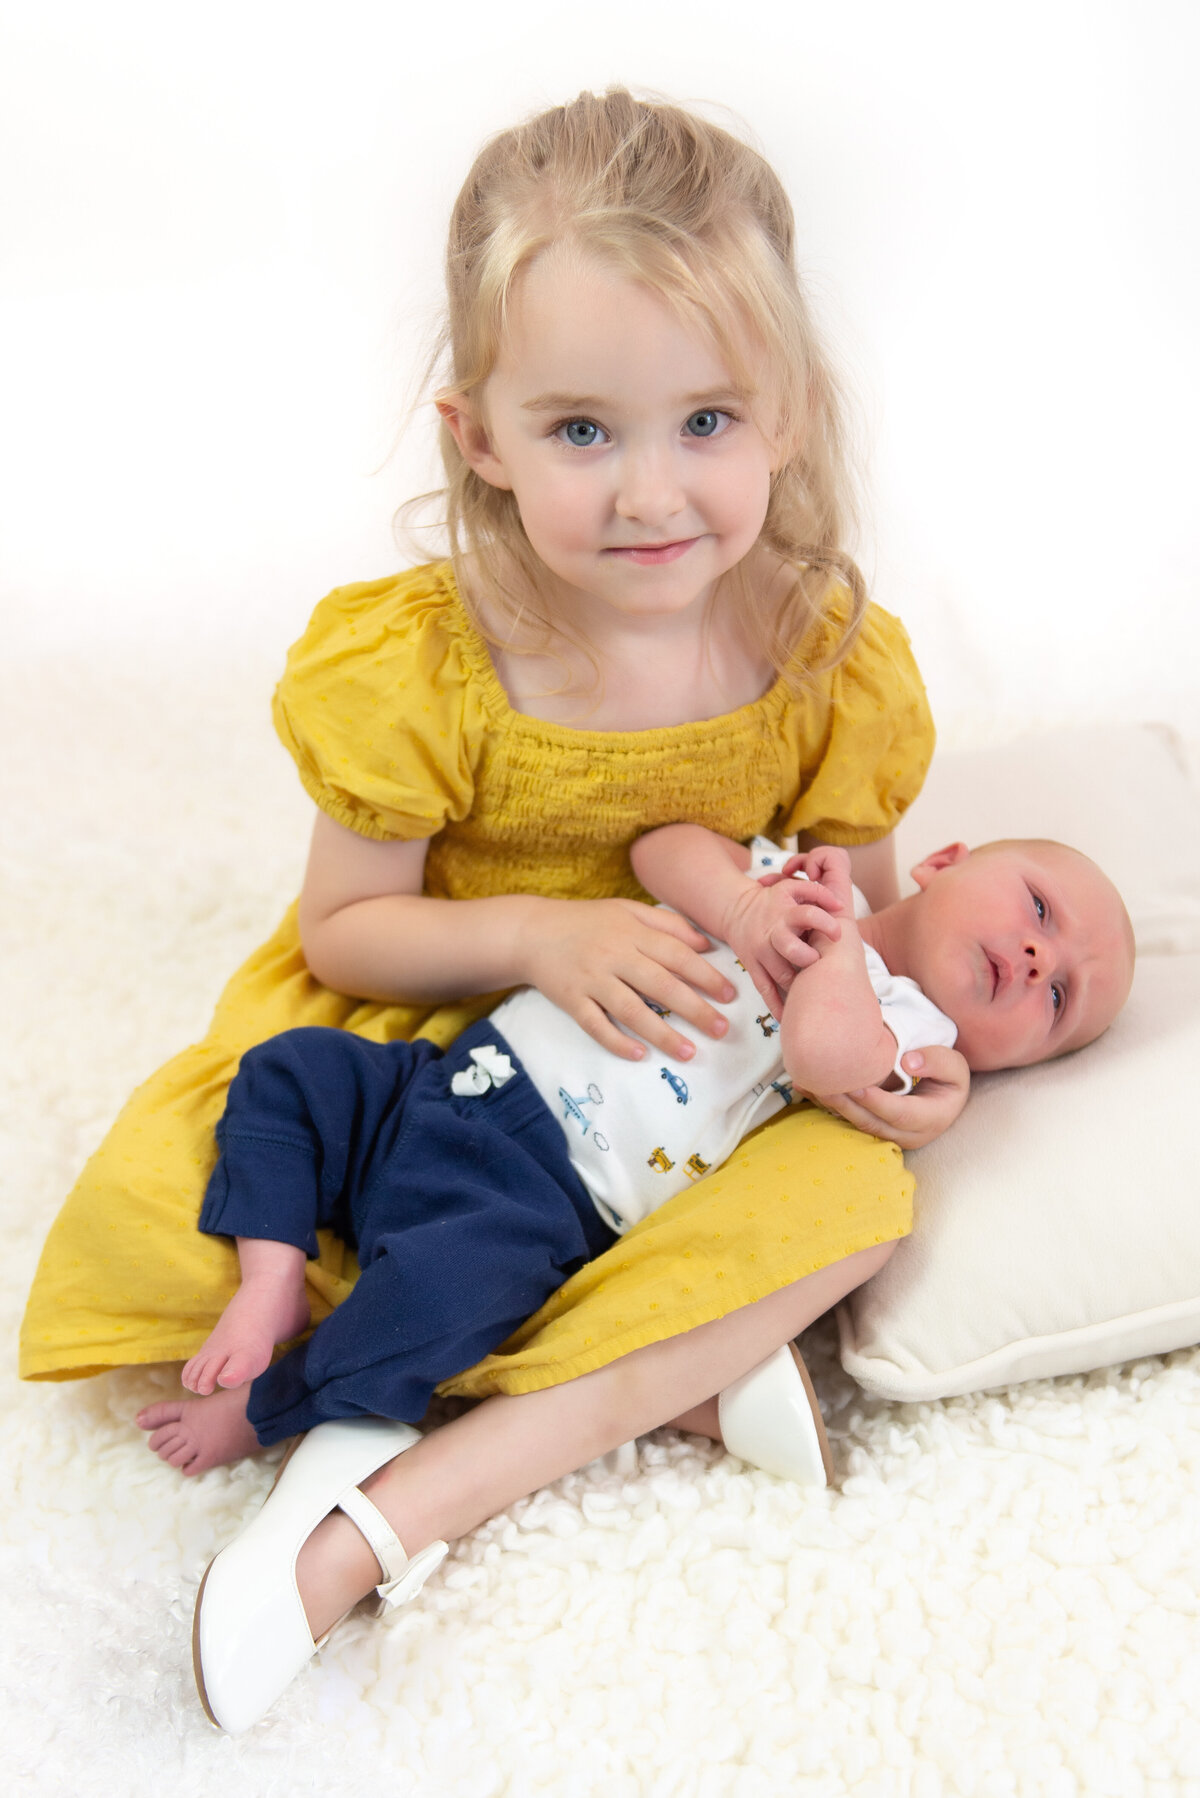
[[900, 838, 1134, 1072], [432, 88, 862, 659]]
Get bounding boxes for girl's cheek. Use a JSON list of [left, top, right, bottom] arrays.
[[533, 475, 603, 534]]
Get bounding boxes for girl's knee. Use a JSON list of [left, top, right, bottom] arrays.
[[849, 1236, 899, 1281]]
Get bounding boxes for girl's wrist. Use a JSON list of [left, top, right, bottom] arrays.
[[502, 894, 563, 989]]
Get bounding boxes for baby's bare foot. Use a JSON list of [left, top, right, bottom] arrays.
[[136, 1385, 262, 1475], [181, 1268, 310, 1395]]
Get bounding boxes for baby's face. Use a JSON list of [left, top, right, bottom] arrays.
[[905, 841, 1134, 1072]]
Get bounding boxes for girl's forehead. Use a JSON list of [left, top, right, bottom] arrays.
[[495, 249, 760, 393]]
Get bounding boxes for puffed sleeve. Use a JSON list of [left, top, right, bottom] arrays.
[[271, 564, 485, 841], [778, 601, 935, 844]]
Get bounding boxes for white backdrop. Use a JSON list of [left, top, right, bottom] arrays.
[[2, 0, 1198, 741]]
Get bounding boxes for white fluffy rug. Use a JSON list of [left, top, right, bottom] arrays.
[[4, 651, 1199, 1796]]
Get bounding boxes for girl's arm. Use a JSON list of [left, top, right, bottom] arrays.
[[296, 812, 735, 1063]]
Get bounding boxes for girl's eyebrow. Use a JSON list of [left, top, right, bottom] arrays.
[[521, 392, 606, 413], [520, 387, 751, 414]]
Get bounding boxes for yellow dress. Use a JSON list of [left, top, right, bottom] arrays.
[[20, 563, 933, 1393]]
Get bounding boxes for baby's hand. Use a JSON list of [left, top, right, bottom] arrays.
[[724, 863, 844, 1019], [523, 897, 736, 1062], [778, 845, 855, 916]]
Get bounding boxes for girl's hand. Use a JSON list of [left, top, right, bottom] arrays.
[[523, 898, 737, 1062], [725, 863, 844, 1019], [813, 1045, 971, 1150]]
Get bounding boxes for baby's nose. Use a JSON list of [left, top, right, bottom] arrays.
[[1022, 939, 1044, 981]]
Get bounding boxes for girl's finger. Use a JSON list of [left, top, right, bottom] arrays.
[[629, 968, 729, 1042], [574, 998, 648, 1062], [842, 1084, 908, 1123], [819, 1088, 920, 1146], [631, 904, 712, 950], [603, 986, 701, 1059], [634, 937, 735, 1003]]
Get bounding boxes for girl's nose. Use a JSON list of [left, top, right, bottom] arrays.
[[1022, 939, 1045, 982], [614, 447, 687, 525]]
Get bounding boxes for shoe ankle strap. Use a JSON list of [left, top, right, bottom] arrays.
[[337, 1485, 408, 1585], [336, 1485, 449, 1607]]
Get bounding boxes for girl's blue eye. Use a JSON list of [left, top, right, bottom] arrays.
[[685, 409, 726, 438], [557, 419, 605, 448], [1051, 984, 1064, 1013], [1033, 894, 1046, 921]]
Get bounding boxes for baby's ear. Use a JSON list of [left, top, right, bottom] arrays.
[[909, 841, 970, 890]]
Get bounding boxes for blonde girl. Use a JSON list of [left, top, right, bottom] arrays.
[[22, 94, 963, 1501]]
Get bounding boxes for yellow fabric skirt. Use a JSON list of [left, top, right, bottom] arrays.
[[20, 906, 912, 1392]]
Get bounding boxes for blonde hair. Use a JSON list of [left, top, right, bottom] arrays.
[[431, 87, 866, 683]]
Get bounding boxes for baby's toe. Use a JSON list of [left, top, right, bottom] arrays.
[[216, 1350, 263, 1389], [147, 1422, 188, 1455], [183, 1355, 221, 1396], [137, 1400, 183, 1431]]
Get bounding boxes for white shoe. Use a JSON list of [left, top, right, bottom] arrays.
[[717, 1343, 834, 1485], [193, 1417, 448, 1734]]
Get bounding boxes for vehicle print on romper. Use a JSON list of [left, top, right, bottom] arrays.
[[684, 1152, 710, 1180], [647, 1146, 674, 1173], [659, 1067, 689, 1105], [752, 1075, 795, 1105], [642, 997, 672, 1018], [557, 1083, 609, 1152], [755, 1012, 781, 1037]]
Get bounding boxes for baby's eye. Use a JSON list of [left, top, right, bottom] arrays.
[[684, 409, 729, 438], [556, 419, 607, 448], [1051, 983, 1064, 1013], [1033, 894, 1047, 921]]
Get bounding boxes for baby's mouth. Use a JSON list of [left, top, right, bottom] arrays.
[[985, 951, 1012, 998]]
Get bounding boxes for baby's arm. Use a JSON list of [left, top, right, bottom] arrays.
[[297, 813, 733, 1063], [630, 823, 844, 1017], [776, 848, 900, 1099]]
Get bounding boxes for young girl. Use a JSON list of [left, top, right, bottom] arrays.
[[20, 92, 964, 1477]]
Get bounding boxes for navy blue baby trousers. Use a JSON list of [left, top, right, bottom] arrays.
[[198, 1021, 616, 1446]]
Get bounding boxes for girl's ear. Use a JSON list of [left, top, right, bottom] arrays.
[[435, 395, 513, 490], [909, 842, 970, 890]]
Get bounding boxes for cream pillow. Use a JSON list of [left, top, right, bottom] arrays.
[[836, 724, 1200, 1400]]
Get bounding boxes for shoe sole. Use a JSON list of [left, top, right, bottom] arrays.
[[787, 1343, 835, 1485]]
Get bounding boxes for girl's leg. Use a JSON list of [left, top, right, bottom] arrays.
[[181, 1239, 311, 1395], [296, 1239, 894, 1637], [665, 1396, 721, 1438]]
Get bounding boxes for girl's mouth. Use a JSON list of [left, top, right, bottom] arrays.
[[606, 538, 698, 566]]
